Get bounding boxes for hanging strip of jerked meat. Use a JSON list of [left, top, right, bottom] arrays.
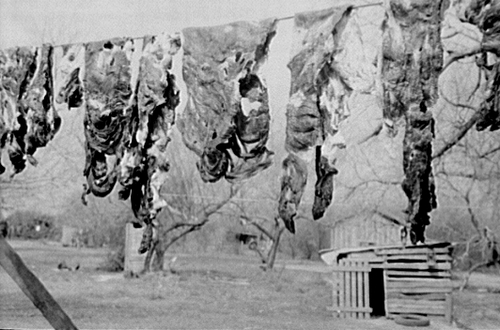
[[278, 153, 308, 233], [80, 38, 136, 201], [464, 0, 500, 131], [178, 18, 277, 183], [382, 0, 444, 244], [285, 6, 353, 154], [55, 36, 182, 254], [122, 34, 182, 253], [55, 44, 85, 110], [279, 6, 356, 231], [0, 45, 61, 176]]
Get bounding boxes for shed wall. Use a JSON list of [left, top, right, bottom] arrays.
[[330, 216, 400, 250]]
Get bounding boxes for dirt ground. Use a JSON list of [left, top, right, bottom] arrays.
[[1, 240, 499, 329]]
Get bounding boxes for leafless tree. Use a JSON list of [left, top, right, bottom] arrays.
[[237, 197, 285, 270], [141, 140, 243, 272]]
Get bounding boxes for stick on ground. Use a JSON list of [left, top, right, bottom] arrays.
[[0, 237, 78, 330]]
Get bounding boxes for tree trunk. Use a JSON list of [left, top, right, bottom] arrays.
[[265, 227, 284, 270], [152, 244, 165, 272], [142, 241, 156, 273]]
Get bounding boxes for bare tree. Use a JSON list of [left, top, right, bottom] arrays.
[[238, 212, 284, 271], [140, 139, 243, 272], [143, 184, 241, 272]]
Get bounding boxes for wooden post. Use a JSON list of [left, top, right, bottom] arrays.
[[0, 237, 78, 330], [345, 260, 351, 318], [363, 265, 370, 319], [356, 262, 363, 319], [350, 264, 356, 318], [331, 270, 339, 318], [339, 260, 345, 318], [445, 293, 453, 324]]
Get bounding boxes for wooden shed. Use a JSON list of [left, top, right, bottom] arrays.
[[328, 212, 401, 251], [321, 242, 454, 323]]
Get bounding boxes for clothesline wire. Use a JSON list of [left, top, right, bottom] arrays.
[[25, 2, 383, 49], [276, 1, 383, 21], [158, 192, 485, 210]]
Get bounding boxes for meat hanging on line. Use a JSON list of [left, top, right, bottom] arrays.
[[463, 0, 500, 131], [56, 34, 182, 253], [279, 5, 357, 232], [1, 1, 452, 244], [381, 0, 445, 244], [0, 44, 61, 176], [178, 18, 277, 184]]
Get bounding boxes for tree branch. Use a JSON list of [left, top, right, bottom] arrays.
[[200, 184, 240, 217], [163, 222, 208, 251], [374, 210, 404, 226], [159, 184, 241, 252], [442, 48, 482, 74], [440, 87, 481, 112], [460, 260, 491, 291], [433, 110, 483, 159], [240, 215, 274, 240], [478, 145, 500, 159]]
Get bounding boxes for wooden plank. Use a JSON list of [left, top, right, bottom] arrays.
[[445, 293, 453, 324], [386, 270, 451, 278], [383, 269, 388, 318], [383, 262, 451, 270], [387, 304, 446, 315], [386, 279, 453, 289], [387, 276, 452, 282], [357, 262, 363, 319], [387, 298, 447, 309], [331, 271, 339, 318], [386, 286, 453, 294], [331, 265, 371, 272], [350, 263, 356, 318], [376, 247, 451, 256], [384, 254, 452, 261], [386, 292, 447, 300], [335, 306, 372, 313], [348, 256, 384, 263], [339, 261, 345, 319], [347, 254, 382, 262], [346, 262, 352, 318], [0, 237, 78, 330], [363, 264, 370, 319]]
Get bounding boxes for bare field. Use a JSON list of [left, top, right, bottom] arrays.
[[1, 240, 499, 329]]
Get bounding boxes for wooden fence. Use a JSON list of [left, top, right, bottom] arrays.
[[329, 260, 372, 319]]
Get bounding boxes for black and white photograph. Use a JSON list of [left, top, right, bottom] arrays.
[[1, 0, 499, 329]]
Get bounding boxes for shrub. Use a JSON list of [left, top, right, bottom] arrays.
[[5, 211, 59, 240]]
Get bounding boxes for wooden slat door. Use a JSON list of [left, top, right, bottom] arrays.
[[329, 260, 372, 319]]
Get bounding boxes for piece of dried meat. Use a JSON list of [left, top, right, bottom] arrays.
[[178, 19, 277, 183]]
